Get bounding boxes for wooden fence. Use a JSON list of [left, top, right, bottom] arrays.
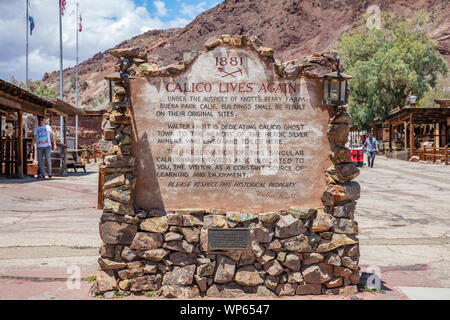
[[414, 146, 449, 165]]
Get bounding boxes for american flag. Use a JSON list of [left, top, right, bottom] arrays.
[[61, 0, 66, 15], [79, 13, 82, 32]]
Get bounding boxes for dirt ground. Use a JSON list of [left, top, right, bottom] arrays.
[[0, 156, 449, 300]]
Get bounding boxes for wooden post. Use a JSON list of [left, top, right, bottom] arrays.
[[97, 166, 104, 209], [404, 121, 408, 150], [409, 114, 414, 158], [445, 145, 448, 165], [389, 123, 392, 153], [16, 111, 24, 178], [432, 146, 436, 163]]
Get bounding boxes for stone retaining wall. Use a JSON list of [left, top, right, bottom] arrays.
[[91, 34, 361, 298]]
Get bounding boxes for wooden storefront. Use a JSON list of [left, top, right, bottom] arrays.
[[383, 104, 450, 164]]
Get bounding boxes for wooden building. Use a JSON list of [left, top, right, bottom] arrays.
[[0, 79, 84, 178], [383, 103, 450, 163]]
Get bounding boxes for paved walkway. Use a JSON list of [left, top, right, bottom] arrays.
[[0, 157, 449, 299]]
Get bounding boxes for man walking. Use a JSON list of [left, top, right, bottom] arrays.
[[32, 116, 57, 178], [363, 132, 379, 168]]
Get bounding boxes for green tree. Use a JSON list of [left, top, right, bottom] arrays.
[[336, 12, 448, 129], [8, 76, 57, 98]]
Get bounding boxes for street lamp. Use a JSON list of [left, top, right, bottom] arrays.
[[321, 56, 353, 106], [106, 57, 132, 107]]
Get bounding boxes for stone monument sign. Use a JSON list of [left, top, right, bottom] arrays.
[[131, 46, 331, 212], [94, 35, 361, 298]]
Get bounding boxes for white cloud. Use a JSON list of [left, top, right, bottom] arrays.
[[154, 1, 168, 17], [181, 1, 207, 18], [0, 0, 197, 82]]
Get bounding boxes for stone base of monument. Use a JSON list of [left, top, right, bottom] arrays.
[[93, 208, 361, 298], [91, 34, 361, 298]]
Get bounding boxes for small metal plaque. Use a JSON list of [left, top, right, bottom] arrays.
[[208, 228, 250, 250]]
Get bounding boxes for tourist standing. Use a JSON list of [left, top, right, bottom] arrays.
[[363, 132, 379, 168], [32, 116, 57, 178]]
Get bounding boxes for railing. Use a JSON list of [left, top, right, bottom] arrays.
[[0, 137, 17, 176], [414, 146, 449, 165]]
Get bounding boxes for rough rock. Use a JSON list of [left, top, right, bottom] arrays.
[[334, 218, 358, 234], [258, 212, 280, 224], [283, 254, 301, 271], [341, 256, 358, 270], [206, 283, 245, 298], [238, 249, 256, 266], [144, 248, 169, 262], [263, 259, 284, 276], [167, 214, 183, 226], [99, 222, 137, 244], [288, 207, 317, 220], [130, 232, 163, 251], [164, 232, 183, 242], [181, 227, 200, 243], [301, 263, 333, 284], [117, 268, 144, 280], [159, 285, 200, 298], [140, 217, 168, 233], [96, 270, 117, 293], [182, 215, 203, 227], [331, 201, 356, 219], [104, 188, 132, 205], [280, 235, 312, 252], [194, 275, 208, 292], [128, 275, 162, 292], [162, 264, 196, 286], [303, 253, 325, 265], [296, 282, 322, 295], [197, 261, 216, 277], [325, 277, 343, 288], [234, 265, 264, 286], [333, 266, 353, 279], [203, 215, 227, 228], [326, 253, 342, 266], [329, 146, 352, 164], [251, 223, 273, 243], [325, 163, 360, 184], [169, 252, 196, 266], [98, 258, 127, 270], [103, 198, 134, 216], [287, 271, 303, 283], [275, 215, 305, 238], [321, 182, 360, 206], [311, 208, 335, 232], [316, 234, 358, 252], [120, 246, 137, 262], [214, 256, 236, 283], [264, 275, 279, 290], [275, 283, 297, 296]]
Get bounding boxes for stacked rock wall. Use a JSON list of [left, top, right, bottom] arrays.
[[91, 35, 361, 298]]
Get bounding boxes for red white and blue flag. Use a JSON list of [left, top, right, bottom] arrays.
[[61, 0, 66, 15], [79, 13, 82, 32]]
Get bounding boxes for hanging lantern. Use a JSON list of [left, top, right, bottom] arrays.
[[321, 56, 353, 106], [106, 57, 133, 107]]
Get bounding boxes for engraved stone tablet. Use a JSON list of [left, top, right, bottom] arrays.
[[208, 228, 250, 250], [130, 45, 331, 212]]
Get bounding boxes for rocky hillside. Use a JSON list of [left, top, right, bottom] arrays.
[[42, 0, 450, 111]]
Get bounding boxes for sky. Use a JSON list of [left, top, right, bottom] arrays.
[[0, 0, 221, 82]]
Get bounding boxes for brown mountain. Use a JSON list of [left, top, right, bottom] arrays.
[[41, 0, 450, 112]]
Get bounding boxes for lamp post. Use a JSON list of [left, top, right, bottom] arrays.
[[321, 56, 353, 106], [106, 57, 132, 107]]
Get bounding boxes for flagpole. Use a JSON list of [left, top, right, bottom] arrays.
[[75, 2, 79, 150], [58, 0, 64, 144], [25, 0, 29, 138], [26, 0, 29, 90]]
